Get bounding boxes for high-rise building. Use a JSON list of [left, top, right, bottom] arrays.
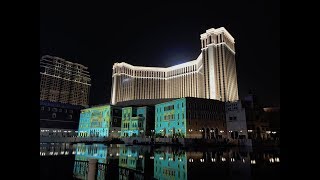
[[111, 27, 239, 105], [40, 55, 91, 106]]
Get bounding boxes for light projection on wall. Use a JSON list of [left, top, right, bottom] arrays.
[[121, 107, 147, 137], [155, 98, 187, 138], [78, 105, 111, 138]]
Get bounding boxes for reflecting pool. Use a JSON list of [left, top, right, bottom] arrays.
[[40, 143, 280, 180]]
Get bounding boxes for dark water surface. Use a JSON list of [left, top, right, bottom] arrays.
[[40, 143, 280, 180]]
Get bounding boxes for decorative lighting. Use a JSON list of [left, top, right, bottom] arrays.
[[242, 159, 245, 163], [272, 131, 277, 134], [159, 157, 163, 160], [220, 130, 224, 133], [211, 158, 216, 162], [222, 157, 226, 162], [139, 155, 144, 159], [269, 158, 274, 163], [248, 130, 253, 132], [231, 158, 235, 162], [116, 153, 119, 156], [250, 160, 256, 164], [266, 131, 271, 134], [189, 158, 194, 162], [275, 157, 280, 162], [240, 130, 243, 133], [200, 158, 204, 162], [150, 156, 154, 159], [229, 130, 232, 133]]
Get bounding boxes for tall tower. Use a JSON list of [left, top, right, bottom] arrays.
[[200, 27, 239, 102], [40, 55, 91, 106]]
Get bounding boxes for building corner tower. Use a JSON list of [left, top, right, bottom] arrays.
[[200, 27, 239, 102]]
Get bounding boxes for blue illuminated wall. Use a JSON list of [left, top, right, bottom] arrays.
[[121, 106, 155, 137], [154, 150, 187, 180], [155, 98, 187, 137], [78, 105, 123, 138]]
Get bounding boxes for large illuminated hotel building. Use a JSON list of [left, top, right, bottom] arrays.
[[111, 27, 238, 105]]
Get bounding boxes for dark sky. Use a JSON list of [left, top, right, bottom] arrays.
[[40, 1, 280, 107]]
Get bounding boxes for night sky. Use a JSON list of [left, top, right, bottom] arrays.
[[40, 1, 280, 107]]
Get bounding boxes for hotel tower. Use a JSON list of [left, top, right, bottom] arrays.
[[40, 55, 91, 106], [111, 27, 238, 105]]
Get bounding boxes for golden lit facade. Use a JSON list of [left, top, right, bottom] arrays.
[[111, 27, 238, 104], [40, 55, 91, 106]]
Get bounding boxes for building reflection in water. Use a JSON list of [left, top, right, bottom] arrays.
[[154, 147, 187, 180], [118, 146, 153, 180], [40, 143, 76, 156], [73, 143, 122, 180], [39, 143, 280, 179]]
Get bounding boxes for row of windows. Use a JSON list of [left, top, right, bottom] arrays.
[[201, 34, 224, 48], [157, 113, 185, 121], [164, 105, 174, 111], [164, 114, 174, 120], [156, 121, 184, 128], [122, 122, 143, 128], [229, 116, 237, 121], [40, 106, 74, 114]]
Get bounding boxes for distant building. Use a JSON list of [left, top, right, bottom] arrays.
[[40, 55, 91, 106], [155, 97, 226, 139], [111, 27, 239, 105], [225, 101, 248, 139], [78, 105, 122, 138], [226, 93, 277, 140], [263, 107, 280, 140], [120, 106, 155, 138], [40, 100, 83, 137]]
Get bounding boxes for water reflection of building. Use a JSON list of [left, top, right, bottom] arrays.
[[72, 143, 122, 179], [118, 146, 153, 180], [186, 147, 280, 179], [40, 143, 76, 156], [186, 148, 252, 179], [154, 147, 187, 180], [73, 144, 108, 179]]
